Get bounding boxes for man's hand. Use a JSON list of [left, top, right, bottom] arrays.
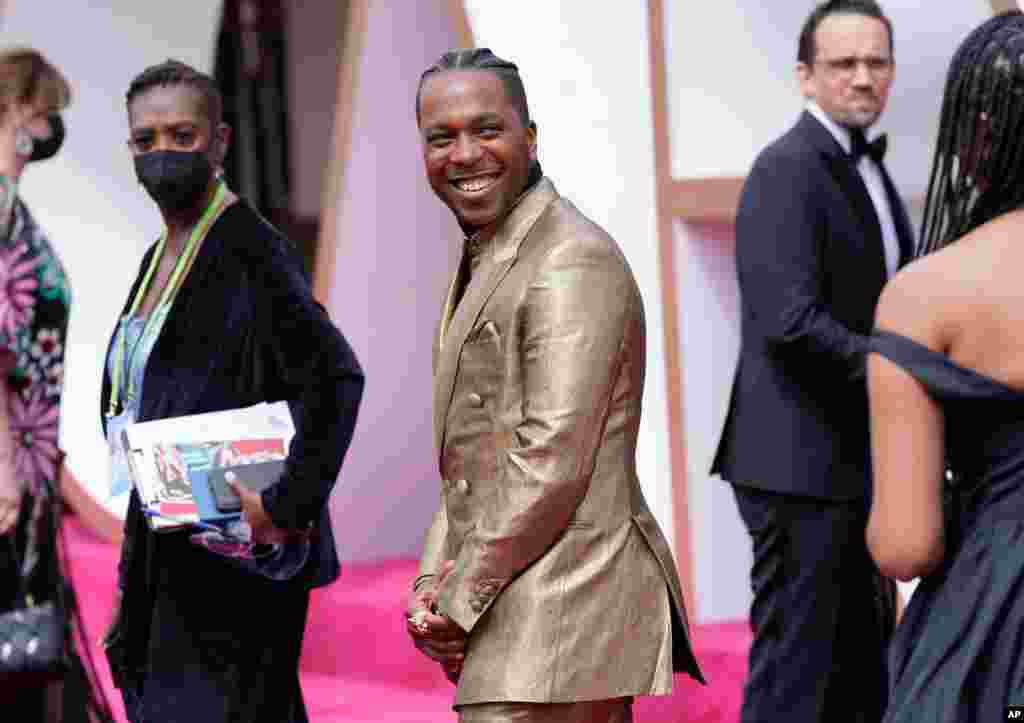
[[226, 472, 293, 544], [406, 560, 467, 683], [0, 490, 19, 535]]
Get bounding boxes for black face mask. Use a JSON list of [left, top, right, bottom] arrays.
[[134, 149, 214, 212], [29, 114, 65, 162]]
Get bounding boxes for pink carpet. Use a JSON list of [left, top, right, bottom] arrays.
[[63, 515, 750, 722]]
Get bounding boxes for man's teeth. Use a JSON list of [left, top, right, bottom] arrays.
[[454, 175, 498, 192]]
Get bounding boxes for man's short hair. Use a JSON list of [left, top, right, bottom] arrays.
[[126, 59, 223, 126], [416, 48, 532, 128], [798, 0, 894, 65]]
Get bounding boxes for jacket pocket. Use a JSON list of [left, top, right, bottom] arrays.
[[464, 319, 501, 347]]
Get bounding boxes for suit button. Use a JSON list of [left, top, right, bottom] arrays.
[[456, 479, 471, 494], [467, 392, 483, 407]]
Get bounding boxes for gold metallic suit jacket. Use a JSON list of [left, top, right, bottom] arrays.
[[418, 179, 704, 706]]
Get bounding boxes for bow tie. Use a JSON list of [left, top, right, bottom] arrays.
[[849, 129, 887, 164]]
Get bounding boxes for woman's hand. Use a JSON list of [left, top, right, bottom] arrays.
[[0, 351, 19, 535], [0, 489, 20, 535], [225, 471, 292, 544]]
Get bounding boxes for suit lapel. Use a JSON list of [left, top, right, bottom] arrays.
[[801, 113, 888, 283], [432, 257, 515, 456], [432, 178, 559, 460], [825, 153, 886, 270], [437, 252, 470, 361]]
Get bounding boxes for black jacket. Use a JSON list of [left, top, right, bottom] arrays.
[[100, 200, 364, 677], [713, 111, 914, 500]]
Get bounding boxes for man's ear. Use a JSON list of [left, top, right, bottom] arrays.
[[796, 62, 815, 99], [527, 121, 538, 162]]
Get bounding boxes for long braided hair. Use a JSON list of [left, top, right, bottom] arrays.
[[919, 11, 1024, 255]]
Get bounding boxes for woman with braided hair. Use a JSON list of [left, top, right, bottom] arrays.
[[865, 10, 1024, 720]]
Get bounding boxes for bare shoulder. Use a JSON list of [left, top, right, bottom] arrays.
[[878, 211, 1024, 348], [874, 254, 948, 349]]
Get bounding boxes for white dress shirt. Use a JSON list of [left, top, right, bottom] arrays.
[[807, 101, 902, 278]]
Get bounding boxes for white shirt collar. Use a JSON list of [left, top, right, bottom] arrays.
[[805, 100, 855, 155]]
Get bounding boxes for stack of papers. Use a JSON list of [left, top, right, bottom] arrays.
[[122, 401, 295, 531]]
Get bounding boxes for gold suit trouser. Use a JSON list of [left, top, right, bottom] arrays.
[[457, 698, 633, 722]]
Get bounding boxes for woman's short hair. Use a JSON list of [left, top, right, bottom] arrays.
[[919, 10, 1024, 253], [126, 59, 223, 126], [0, 47, 71, 115]]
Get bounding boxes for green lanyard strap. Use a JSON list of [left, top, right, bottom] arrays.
[[107, 181, 227, 417]]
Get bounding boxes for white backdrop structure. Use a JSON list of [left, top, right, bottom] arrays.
[[317, 0, 466, 561]]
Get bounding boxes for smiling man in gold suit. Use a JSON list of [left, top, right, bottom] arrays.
[[403, 48, 704, 723]]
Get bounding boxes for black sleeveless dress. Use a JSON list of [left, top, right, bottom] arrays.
[[871, 330, 1024, 721]]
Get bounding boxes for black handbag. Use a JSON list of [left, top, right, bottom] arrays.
[[0, 492, 68, 685]]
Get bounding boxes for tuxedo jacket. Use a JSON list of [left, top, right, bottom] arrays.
[[418, 178, 704, 706], [713, 111, 914, 500]]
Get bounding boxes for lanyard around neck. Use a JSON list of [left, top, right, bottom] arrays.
[[106, 180, 227, 417]]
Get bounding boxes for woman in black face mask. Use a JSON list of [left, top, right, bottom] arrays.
[[0, 48, 114, 722], [101, 60, 364, 723]]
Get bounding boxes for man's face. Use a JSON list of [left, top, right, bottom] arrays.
[[419, 70, 536, 233], [798, 12, 894, 129]]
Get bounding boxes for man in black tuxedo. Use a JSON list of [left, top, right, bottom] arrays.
[[712, 2, 912, 721]]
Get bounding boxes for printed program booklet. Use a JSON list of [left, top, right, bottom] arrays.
[[121, 402, 295, 531], [174, 438, 287, 521]]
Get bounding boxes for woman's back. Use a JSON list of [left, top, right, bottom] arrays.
[[875, 209, 1024, 501], [870, 213, 1024, 723], [927, 210, 1024, 391], [869, 11, 1024, 720]]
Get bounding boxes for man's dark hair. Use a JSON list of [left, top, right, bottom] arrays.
[[126, 59, 223, 126], [797, 0, 894, 65], [415, 48, 532, 129], [919, 10, 1024, 254]]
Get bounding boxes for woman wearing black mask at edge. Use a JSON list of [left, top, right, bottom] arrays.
[[100, 59, 364, 723], [0, 48, 115, 722]]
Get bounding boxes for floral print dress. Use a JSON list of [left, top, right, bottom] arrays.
[[0, 197, 114, 723], [0, 198, 70, 498]]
